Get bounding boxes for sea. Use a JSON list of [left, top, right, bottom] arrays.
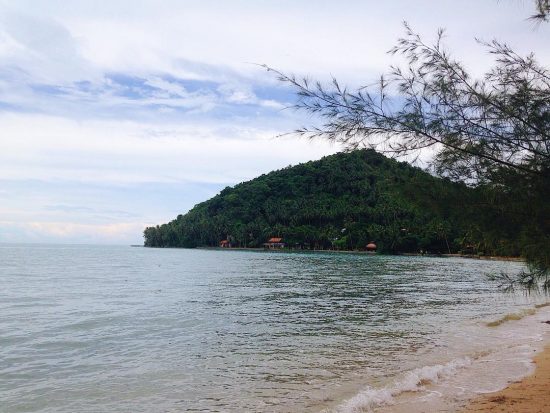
[[1, 244, 549, 413]]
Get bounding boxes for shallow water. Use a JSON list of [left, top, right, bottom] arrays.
[[1, 244, 548, 412]]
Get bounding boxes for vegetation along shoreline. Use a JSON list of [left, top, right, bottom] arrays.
[[144, 150, 531, 263]]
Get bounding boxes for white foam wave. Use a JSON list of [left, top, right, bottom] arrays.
[[334, 357, 472, 413]]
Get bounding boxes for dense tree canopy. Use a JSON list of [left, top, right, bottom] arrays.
[[144, 149, 531, 258]]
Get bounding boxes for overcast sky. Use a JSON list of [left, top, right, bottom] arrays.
[[0, 0, 548, 244]]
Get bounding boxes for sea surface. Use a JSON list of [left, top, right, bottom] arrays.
[[1, 244, 549, 413]]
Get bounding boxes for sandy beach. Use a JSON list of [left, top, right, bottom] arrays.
[[462, 344, 550, 413]]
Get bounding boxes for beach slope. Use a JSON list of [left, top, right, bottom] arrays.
[[463, 345, 550, 413]]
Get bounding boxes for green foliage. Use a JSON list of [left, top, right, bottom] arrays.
[[266, 3, 549, 287], [143, 149, 525, 255]]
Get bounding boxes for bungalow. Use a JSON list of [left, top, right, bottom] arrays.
[[220, 239, 232, 248], [263, 237, 285, 249]]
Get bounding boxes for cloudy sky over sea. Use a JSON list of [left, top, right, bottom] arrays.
[[1, 0, 548, 244]]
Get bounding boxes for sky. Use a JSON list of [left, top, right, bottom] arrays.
[[0, 0, 548, 244]]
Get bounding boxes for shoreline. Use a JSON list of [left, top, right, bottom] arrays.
[[331, 304, 550, 413], [193, 246, 524, 262], [461, 343, 550, 413]]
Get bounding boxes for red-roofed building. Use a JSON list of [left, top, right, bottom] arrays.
[[220, 239, 231, 248], [264, 237, 285, 249]]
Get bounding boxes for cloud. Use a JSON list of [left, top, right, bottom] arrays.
[[0, 5, 294, 122], [0, 112, 337, 184], [0, 112, 339, 244], [0, 220, 148, 244], [0, 0, 547, 244]]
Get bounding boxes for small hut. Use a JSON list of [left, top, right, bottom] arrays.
[[264, 237, 285, 249], [462, 244, 477, 255], [366, 242, 377, 252], [219, 240, 231, 248]]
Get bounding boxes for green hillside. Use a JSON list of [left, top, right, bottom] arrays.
[[143, 149, 519, 255]]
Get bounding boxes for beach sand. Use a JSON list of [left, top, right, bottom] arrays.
[[462, 344, 550, 413]]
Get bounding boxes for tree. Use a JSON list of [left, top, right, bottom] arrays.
[[266, 2, 549, 291], [533, 0, 550, 21]]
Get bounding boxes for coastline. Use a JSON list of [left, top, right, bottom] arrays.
[[195, 246, 524, 262], [329, 303, 550, 413], [461, 344, 550, 413]]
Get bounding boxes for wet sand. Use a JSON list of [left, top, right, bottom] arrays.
[[462, 344, 550, 413]]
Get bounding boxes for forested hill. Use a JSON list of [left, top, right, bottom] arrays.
[[143, 149, 519, 255]]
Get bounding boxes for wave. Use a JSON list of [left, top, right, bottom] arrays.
[[332, 357, 472, 413], [486, 308, 537, 327], [331, 304, 549, 413], [486, 302, 550, 327]]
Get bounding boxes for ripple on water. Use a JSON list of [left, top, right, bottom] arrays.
[[0, 245, 546, 413]]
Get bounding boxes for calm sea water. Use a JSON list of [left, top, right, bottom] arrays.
[[1, 244, 549, 413]]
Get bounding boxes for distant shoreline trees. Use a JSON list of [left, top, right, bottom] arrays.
[[144, 149, 528, 259]]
